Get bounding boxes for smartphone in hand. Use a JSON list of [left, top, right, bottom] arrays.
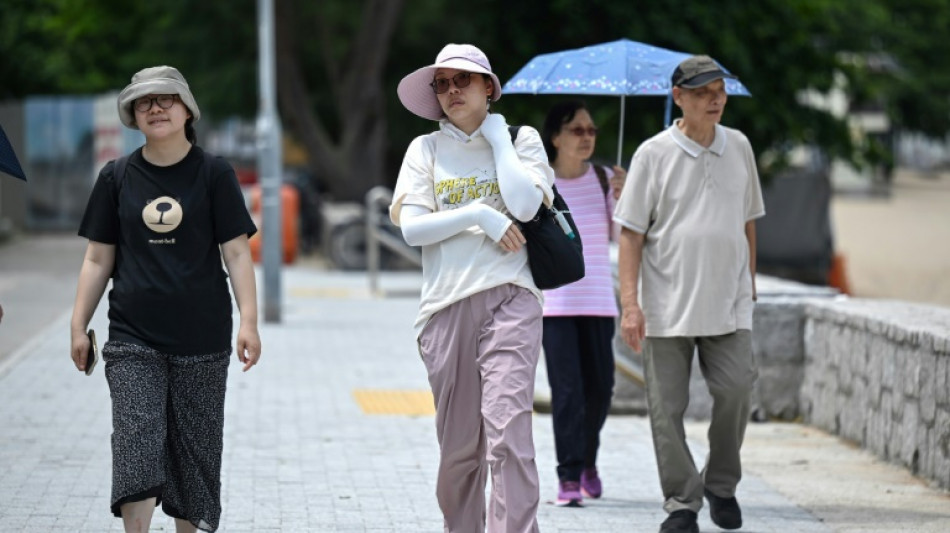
[[86, 329, 98, 376]]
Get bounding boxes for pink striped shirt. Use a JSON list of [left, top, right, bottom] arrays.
[[542, 164, 619, 317]]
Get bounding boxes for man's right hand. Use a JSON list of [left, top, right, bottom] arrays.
[[620, 305, 646, 353]]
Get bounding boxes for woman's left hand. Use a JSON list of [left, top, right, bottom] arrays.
[[236, 323, 262, 372], [609, 165, 627, 200]]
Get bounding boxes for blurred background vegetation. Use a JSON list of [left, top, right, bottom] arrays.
[[2, 0, 949, 202]]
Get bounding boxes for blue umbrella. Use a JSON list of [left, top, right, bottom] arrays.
[[0, 123, 27, 181], [503, 38, 751, 165]]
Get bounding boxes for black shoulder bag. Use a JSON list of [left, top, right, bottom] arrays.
[[508, 126, 585, 290]]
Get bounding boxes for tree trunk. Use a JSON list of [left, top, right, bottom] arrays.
[[275, 0, 404, 203]]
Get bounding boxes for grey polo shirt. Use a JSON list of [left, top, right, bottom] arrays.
[[614, 121, 765, 337]]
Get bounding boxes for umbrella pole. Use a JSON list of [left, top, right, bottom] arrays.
[[616, 95, 625, 167], [664, 92, 673, 127]]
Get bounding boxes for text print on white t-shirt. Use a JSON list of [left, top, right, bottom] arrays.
[[435, 176, 501, 210]]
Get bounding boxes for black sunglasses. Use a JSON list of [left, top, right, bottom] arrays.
[[430, 72, 473, 94], [133, 94, 180, 113]]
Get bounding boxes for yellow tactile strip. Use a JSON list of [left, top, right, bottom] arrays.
[[352, 389, 436, 416]]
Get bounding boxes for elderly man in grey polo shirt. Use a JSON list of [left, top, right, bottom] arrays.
[[614, 55, 765, 533]]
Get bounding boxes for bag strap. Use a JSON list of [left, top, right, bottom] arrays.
[[592, 163, 609, 197], [113, 154, 130, 188], [508, 125, 521, 144], [109, 154, 130, 205]]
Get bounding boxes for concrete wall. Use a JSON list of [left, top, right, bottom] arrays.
[[801, 298, 950, 490], [750, 278, 840, 420], [655, 276, 950, 490]]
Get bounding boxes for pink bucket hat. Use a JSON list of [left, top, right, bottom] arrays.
[[397, 44, 502, 121]]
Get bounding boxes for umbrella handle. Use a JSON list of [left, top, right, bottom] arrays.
[[664, 92, 673, 128], [616, 96, 625, 168]]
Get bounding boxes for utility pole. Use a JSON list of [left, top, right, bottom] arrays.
[[256, 0, 283, 323]]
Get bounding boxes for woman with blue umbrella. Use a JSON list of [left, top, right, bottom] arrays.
[[539, 100, 626, 507]]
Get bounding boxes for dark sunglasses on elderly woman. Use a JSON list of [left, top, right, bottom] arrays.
[[430, 72, 473, 94], [567, 126, 597, 137], [565, 126, 599, 137]]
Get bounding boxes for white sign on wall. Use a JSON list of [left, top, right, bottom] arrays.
[[92, 92, 123, 181]]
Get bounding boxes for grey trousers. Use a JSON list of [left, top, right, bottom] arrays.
[[643, 329, 757, 513]]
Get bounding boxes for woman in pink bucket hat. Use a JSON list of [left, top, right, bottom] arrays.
[[391, 44, 555, 532]]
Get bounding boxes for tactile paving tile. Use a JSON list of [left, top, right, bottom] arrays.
[[352, 388, 436, 415]]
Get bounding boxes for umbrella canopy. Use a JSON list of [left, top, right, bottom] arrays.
[[0, 123, 27, 181], [503, 38, 751, 165]]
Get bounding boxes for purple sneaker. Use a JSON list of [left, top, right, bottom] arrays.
[[556, 480, 583, 507], [580, 467, 602, 499]]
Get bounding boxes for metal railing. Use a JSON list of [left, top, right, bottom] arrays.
[[365, 186, 421, 295]]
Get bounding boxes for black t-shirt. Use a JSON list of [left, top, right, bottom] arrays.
[[79, 146, 257, 355]]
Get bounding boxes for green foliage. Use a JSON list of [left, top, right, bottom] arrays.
[[3, 0, 950, 190], [876, 0, 950, 137], [1, 0, 257, 117], [0, 0, 60, 98]]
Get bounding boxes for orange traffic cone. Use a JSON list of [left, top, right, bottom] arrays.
[[248, 185, 300, 264], [827, 253, 851, 295]]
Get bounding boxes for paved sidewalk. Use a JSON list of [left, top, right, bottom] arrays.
[[0, 258, 948, 531], [0, 233, 86, 361]]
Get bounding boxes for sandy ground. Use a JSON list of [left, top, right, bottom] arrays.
[[832, 169, 950, 308], [700, 421, 950, 532]]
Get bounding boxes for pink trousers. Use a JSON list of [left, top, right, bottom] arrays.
[[418, 284, 542, 533]]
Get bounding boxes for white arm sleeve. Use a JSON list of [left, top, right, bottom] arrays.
[[493, 144, 544, 221], [398, 203, 512, 247], [481, 115, 552, 222]]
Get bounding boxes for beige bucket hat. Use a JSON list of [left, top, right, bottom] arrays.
[[117, 66, 201, 129]]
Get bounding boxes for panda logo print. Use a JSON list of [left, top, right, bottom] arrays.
[[142, 196, 183, 233]]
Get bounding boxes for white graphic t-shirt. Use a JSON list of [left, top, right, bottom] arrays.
[[392, 119, 555, 337]]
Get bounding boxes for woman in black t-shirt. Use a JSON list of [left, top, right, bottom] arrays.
[[69, 66, 260, 533]]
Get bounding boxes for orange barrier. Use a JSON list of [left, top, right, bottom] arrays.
[[248, 185, 300, 264], [827, 253, 851, 295]]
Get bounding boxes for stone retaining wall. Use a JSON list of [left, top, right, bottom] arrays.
[[607, 271, 950, 489], [801, 298, 950, 490], [743, 276, 839, 421]]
